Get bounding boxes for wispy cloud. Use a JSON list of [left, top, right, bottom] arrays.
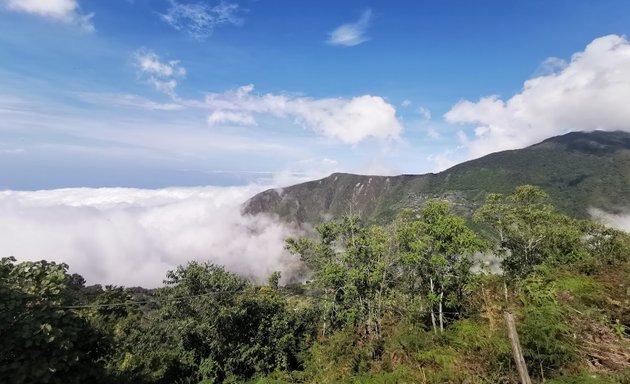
[[159, 0, 242, 40], [135, 50, 186, 78], [0, 93, 297, 158], [207, 110, 256, 126], [327, 9, 372, 47], [1, 0, 94, 32], [80, 93, 185, 111], [133, 48, 186, 96], [426, 127, 440, 139], [417, 106, 431, 121]]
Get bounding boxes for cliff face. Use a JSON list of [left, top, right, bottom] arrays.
[[245, 173, 435, 224], [243, 131, 630, 225]]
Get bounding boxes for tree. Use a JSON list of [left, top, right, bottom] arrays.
[[113, 261, 317, 383], [395, 200, 484, 333], [579, 219, 630, 269], [286, 216, 398, 343], [268, 271, 281, 291], [474, 185, 583, 279], [113, 262, 250, 382], [0, 257, 107, 384]]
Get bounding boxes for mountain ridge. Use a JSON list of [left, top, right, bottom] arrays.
[[243, 130, 630, 225]]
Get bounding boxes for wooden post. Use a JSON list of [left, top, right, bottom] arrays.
[[504, 311, 532, 384]]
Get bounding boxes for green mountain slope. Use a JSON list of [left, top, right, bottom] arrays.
[[243, 130, 630, 224]]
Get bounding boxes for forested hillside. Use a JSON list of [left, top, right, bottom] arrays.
[[2, 186, 630, 383], [244, 131, 630, 225]]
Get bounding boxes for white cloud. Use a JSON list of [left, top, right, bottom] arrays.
[[207, 110, 256, 126], [270, 157, 340, 187], [426, 127, 440, 139], [202, 84, 403, 144], [417, 106, 431, 121], [160, 0, 242, 40], [535, 56, 568, 76], [456, 129, 468, 144], [401, 99, 412, 108], [431, 150, 458, 171], [0, 186, 302, 287], [589, 208, 630, 233], [150, 78, 178, 95], [444, 34, 630, 159], [133, 49, 186, 96], [135, 51, 186, 78], [1, 0, 94, 31], [328, 9, 372, 47]]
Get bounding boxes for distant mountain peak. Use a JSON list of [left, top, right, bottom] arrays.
[[244, 131, 630, 225], [537, 130, 630, 155]]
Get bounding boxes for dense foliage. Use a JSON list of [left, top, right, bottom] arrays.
[[0, 258, 107, 383], [2, 186, 630, 383]]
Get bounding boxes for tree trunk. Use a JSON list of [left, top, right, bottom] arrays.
[[504, 280, 509, 302], [322, 291, 328, 337], [504, 311, 532, 384], [438, 290, 444, 333], [430, 278, 437, 334]]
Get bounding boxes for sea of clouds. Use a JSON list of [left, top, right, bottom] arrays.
[[2, 184, 629, 289], [0, 185, 303, 288]]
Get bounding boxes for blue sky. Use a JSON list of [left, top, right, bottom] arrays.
[[2, 0, 630, 189]]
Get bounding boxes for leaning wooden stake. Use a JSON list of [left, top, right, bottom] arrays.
[[504, 310, 532, 384]]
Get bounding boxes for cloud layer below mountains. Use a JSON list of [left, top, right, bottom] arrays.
[[3, 185, 629, 289], [0, 186, 301, 287]]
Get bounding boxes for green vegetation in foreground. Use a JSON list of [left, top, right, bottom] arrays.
[[2, 185, 630, 383]]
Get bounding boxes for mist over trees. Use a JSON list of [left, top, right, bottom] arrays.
[[2, 186, 630, 383]]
